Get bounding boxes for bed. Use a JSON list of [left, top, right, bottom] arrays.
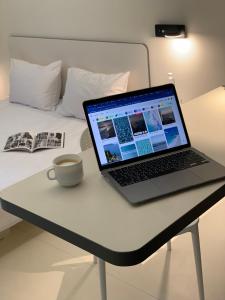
[[0, 35, 150, 232]]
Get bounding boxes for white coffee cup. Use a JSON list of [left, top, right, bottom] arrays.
[[47, 154, 83, 187]]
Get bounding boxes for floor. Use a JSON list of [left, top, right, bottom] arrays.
[[0, 198, 225, 300]]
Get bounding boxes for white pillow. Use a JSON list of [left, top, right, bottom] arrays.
[[57, 67, 130, 119], [9, 59, 62, 110]]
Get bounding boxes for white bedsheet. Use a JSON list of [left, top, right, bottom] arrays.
[[0, 99, 87, 231]]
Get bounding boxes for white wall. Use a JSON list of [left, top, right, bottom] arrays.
[[0, 0, 8, 99], [0, 0, 225, 101]]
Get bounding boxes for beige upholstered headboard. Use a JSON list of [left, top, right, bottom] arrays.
[[9, 36, 150, 93]]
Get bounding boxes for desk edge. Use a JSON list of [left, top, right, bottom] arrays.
[[1, 182, 225, 266]]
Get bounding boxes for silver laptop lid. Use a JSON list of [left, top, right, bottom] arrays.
[[83, 84, 190, 171]]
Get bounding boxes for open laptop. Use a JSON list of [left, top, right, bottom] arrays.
[[83, 84, 225, 204]]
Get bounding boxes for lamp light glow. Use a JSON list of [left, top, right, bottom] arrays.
[[171, 38, 192, 55]]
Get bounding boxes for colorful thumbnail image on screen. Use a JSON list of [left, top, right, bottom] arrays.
[[159, 106, 176, 125], [104, 143, 122, 163], [151, 134, 167, 152], [129, 113, 148, 136], [98, 120, 116, 140], [164, 126, 181, 148], [136, 138, 153, 155], [144, 110, 162, 132], [121, 143, 138, 160], [113, 117, 134, 144]]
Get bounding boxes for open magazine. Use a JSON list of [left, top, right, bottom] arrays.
[[3, 132, 65, 153]]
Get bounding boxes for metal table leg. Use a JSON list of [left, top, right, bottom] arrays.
[[98, 258, 107, 300], [191, 224, 205, 300]]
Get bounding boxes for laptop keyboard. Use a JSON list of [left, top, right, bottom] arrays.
[[109, 150, 209, 187]]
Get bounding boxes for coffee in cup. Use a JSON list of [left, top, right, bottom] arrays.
[[56, 159, 79, 166], [47, 154, 83, 187]]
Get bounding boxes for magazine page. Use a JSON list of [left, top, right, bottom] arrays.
[[33, 132, 64, 150], [3, 132, 35, 152]]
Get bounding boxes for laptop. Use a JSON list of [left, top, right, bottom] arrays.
[[83, 84, 225, 204]]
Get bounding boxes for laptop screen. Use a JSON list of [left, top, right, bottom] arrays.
[[83, 84, 190, 170]]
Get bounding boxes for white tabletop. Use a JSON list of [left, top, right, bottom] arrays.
[[182, 86, 225, 166], [1, 87, 225, 266]]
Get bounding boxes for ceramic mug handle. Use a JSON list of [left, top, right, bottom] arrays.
[[47, 168, 56, 180]]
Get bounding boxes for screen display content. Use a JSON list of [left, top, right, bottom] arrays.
[[86, 86, 188, 167]]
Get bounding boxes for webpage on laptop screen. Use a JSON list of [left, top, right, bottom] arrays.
[[86, 88, 188, 166]]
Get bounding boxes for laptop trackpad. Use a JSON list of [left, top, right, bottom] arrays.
[[124, 180, 161, 203], [155, 169, 202, 193], [122, 170, 202, 204]]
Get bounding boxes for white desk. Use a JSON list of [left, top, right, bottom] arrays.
[[182, 86, 225, 167], [1, 87, 225, 299]]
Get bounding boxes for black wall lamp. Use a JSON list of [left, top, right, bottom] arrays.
[[155, 24, 187, 38]]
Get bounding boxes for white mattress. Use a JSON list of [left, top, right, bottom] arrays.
[[0, 99, 87, 231]]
